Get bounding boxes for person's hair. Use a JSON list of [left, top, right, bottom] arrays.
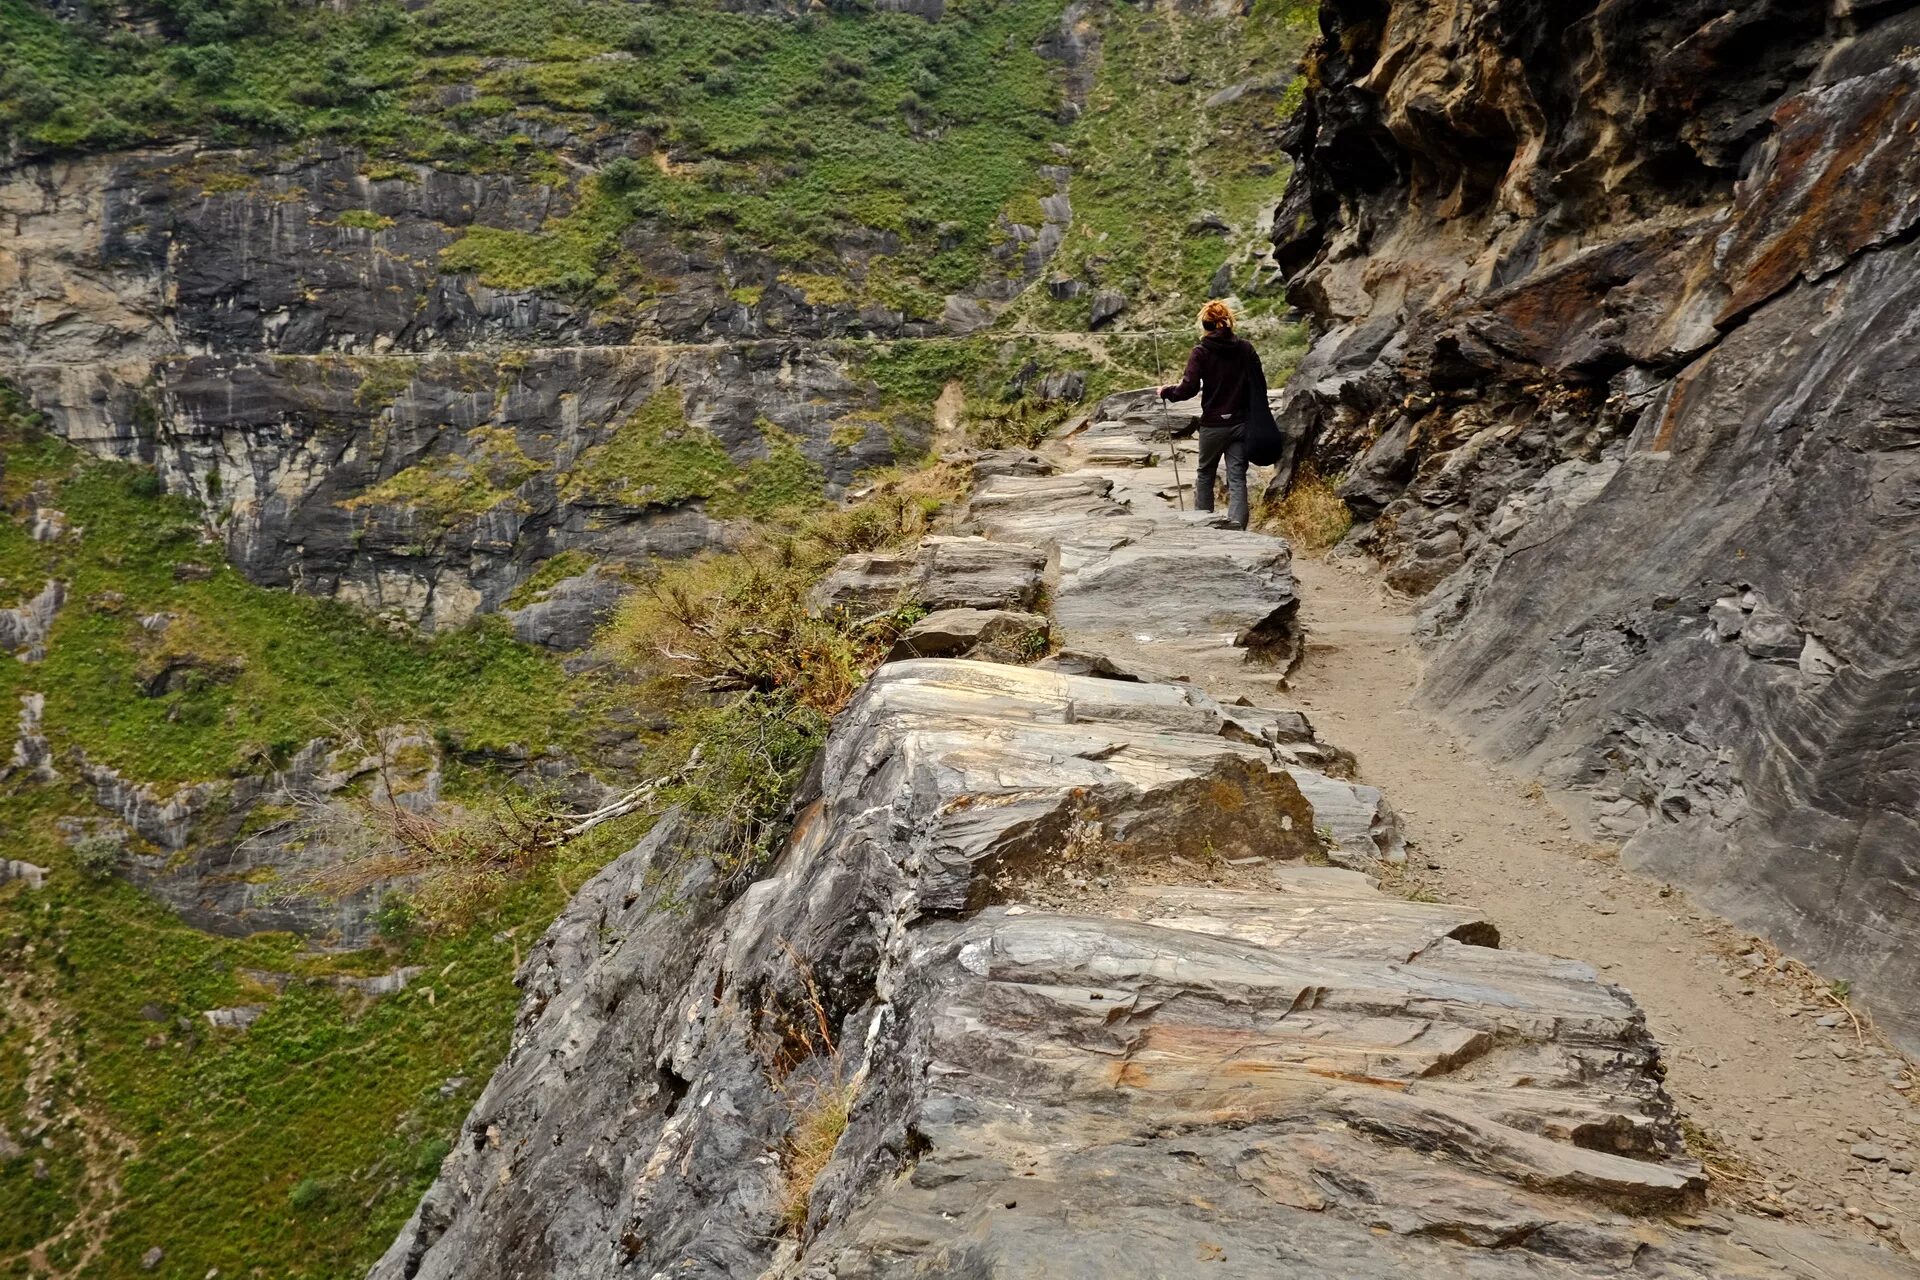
[[1198, 299, 1234, 332]]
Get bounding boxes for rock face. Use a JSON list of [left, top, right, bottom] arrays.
[[371, 431, 1901, 1280], [1, 147, 949, 629], [1275, 2, 1920, 1044]]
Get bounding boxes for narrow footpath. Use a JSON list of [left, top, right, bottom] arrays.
[[1284, 553, 1920, 1246]]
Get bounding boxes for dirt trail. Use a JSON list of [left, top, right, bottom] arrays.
[[1279, 551, 1920, 1249]]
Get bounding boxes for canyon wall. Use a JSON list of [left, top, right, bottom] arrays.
[[3, 147, 969, 629], [1274, 1, 1920, 1043]]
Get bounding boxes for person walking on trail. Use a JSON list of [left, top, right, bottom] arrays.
[[1157, 300, 1262, 531]]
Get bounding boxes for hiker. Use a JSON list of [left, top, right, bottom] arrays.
[[1156, 300, 1262, 530]]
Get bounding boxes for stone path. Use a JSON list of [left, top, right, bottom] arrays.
[[375, 395, 1920, 1278]]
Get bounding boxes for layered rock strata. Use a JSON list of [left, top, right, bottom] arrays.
[[1274, 2, 1920, 1043], [1, 146, 996, 627]]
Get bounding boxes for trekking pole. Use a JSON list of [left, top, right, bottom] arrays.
[[1150, 330, 1184, 511]]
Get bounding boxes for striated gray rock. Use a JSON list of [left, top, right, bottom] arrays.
[[968, 467, 1301, 671], [0, 860, 48, 891], [504, 566, 628, 653], [0, 146, 988, 629], [0, 579, 63, 663], [23, 342, 910, 633], [1284, 767, 1406, 867], [811, 537, 1047, 617], [4, 692, 57, 784], [77, 724, 461, 944], [886, 607, 1047, 661], [1276, 0, 1920, 1046], [201, 1006, 266, 1031]]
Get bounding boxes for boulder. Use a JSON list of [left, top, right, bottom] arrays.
[[0, 860, 48, 891], [504, 566, 627, 652], [0, 579, 64, 663]]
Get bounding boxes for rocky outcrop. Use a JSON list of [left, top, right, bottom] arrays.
[[885, 607, 1048, 661], [14, 330, 917, 631], [1275, 2, 1920, 1045], [0, 578, 64, 662], [0, 145, 992, 365], [371, 419, 1903, 1280], [0, 860, 48, 891]]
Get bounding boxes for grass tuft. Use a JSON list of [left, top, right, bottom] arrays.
[[1256, 461, 1353, 553]]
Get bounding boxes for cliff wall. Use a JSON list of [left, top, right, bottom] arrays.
[[1274, 0, 1920, 1045]]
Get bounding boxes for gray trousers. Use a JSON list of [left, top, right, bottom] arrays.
[[1193, 420, 1249, 530]]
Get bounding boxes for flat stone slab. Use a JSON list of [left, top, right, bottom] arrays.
[[1082, 437, 1156, 467], [811, 536, 1047, 616], [968, 472, 1301, 670]]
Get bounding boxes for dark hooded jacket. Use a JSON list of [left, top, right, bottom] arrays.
[[1159, 330, 1259, 427]]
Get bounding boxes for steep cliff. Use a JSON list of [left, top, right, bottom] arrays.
[[1275, 2, 1920, 1044]]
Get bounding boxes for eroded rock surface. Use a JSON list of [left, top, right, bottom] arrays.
[[372, 443, 1905, 1280], [1275, 1, 1920, 1044]]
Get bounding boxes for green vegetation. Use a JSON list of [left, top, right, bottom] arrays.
[[0, 795, 632, 1280], [438, 172, 641, 292], [0, 390, 659, 1276], [855, 334, 1158, 448], [0, 445, 571, 784], [707, 423, 829, 521], [565, 394, 827, 518], [5, 0, 1072, 287], [0, 389, 973, 1277], [1005, 0, 1318, 329], [504, 548, 598, 609], [563, 389, 738, 510], [331, 208, 397, 230], [346, 425, 548, 532]]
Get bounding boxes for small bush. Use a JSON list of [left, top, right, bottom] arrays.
[[411, 1135, 453, 1179], [371, 891, 415, 941], [606, 464, 964, 713], [289, 1176, 335, 1213], [71, 833, 125, 879], [966, 398, 1059, 450], [780, 1080, 853, 1232]]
